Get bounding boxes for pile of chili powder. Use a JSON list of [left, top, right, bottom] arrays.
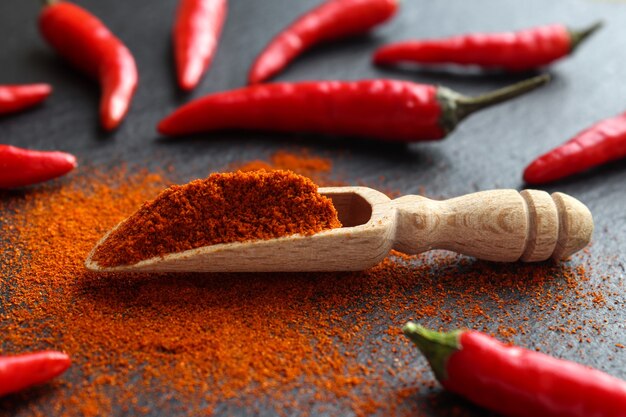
[[0, 151, 619, 417], [91, 170, 341, 268]]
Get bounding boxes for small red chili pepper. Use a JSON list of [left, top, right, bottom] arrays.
[[39, 0, 138, 131], [374, 22, 602, 72], [524, 112, 626, 184], [403, 323, 626, 417], [0, 351, 71, 396], [248, 0, 398, 85], [0, 145, 77, 189], [174, 0, 228, 91], [158, 74, 549, 141], [0, 84, 52, 116]]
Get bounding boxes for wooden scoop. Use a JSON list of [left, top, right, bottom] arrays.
[[85, 188, 593, 273]]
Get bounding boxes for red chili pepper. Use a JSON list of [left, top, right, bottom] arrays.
[[524, 112, 626, 184], [174, 0, 227, 91], [0, 84, 52, 116], [0, 351, 71, 396], [158, 75, 549, 141], [403, 323, 626, 417], [39, 0, 138, 131], [374, 22, 602, 71], [248, 0, 398, 85], [0, 145, 77, 189]]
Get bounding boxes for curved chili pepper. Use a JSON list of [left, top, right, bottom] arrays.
[[524, 112, 626, 184], [0, 84, 52, 116], [174, 0, 227, 91], [0, 145, 77, 189], [403, 323, 626, 417], [0, 351, 71, 396], [158, 75, 549, 142], [249, 0, 398, 85], [374, 22, 602, 71], [39, 0, 138, 131]]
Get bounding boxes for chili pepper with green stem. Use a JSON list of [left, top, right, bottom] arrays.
[[249, 0, 398, 84], [0, 145, 77, 189], [39, 0, 138, 131], [174, 0, 227, 91], [524, 111, 626, 184], [0, 351, 71, 396], [374, 22, 602, 71], [158, 75, 549, 141], [403, 323, 626, 417], [0, 84, 52, 115]]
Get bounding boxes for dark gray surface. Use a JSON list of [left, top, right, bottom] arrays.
[[1, 0, 625, 416]]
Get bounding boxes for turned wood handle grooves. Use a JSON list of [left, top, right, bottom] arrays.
[[392, 189, 593, 262]]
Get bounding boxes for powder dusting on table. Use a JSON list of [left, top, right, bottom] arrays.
[[233, 149, 341, 186], [0, 151, 616, 417], [91, 170, 341, 268]]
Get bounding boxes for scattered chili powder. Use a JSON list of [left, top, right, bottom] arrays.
[[0, 151, 620, 417], [234, 149, 341, 186], [91, 170, 341, 268]]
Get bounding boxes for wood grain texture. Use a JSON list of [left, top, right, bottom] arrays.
[[520, 189, 558, 262], [85, 188, 593, 272], [551, 192, 594, 260], [394, 190, 529, 262], [395, 189, 592, 262]]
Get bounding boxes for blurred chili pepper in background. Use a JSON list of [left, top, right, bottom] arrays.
[[0, 351, 71, 396], [403, 323, 626, 417], [174, 0, 227, 91], [249, 0, 398, 84], [39, 0, 138, 131], [374, 22, 601, 72], [0, 84, 51, 116], [159, 75, 549, 142], [524, 111, 626, 184], [0, 145, 77, 189]]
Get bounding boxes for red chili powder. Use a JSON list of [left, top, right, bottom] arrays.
[[234, 149, 341, 186], [91, 170, 341, 268], [0, 152, 614, 417]]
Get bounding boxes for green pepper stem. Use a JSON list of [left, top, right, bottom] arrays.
[[454, 74, 551, 122], [43, 0, 57, 6], [402, 322, 462, 382], [569, 21, 603, 52]]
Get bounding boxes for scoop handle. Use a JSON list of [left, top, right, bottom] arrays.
[[392, 189, 593, 262]]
